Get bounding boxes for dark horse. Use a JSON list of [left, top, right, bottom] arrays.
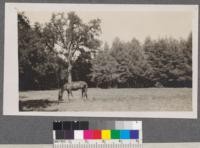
[[58, 81, 88, 102]]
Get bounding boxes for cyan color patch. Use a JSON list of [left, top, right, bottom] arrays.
[[120, 130, 130, 139]]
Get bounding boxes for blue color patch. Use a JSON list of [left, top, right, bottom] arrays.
[[130, 130, 139, 139], [120, 130, 130, 139]]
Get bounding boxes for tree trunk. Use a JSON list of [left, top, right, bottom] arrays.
[[67, 61, 72, 83]]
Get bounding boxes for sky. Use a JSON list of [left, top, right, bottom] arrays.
[[24, 10, 192, 47]]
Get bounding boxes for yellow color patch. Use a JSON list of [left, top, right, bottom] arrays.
[[101, 130, 111, 140]]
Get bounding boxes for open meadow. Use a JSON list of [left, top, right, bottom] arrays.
[[19, 88, 192, 112]]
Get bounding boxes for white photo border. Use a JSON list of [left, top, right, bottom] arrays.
[[3, 3, 199, 118]]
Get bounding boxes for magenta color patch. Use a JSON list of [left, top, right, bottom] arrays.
[[84, 130, 93, 139]]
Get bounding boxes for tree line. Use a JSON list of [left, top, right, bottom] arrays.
[[18, 12, 192, 90]]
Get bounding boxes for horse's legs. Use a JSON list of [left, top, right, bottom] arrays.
[[67, 90, 70, 102], [82, 88, 87, 100], [81, 89, 84, 99], [70, 91, 73, 97], [58, 88, 64, 103], [85, 87, 88, 99]]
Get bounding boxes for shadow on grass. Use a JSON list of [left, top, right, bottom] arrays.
[[19, 99, 59, 111]]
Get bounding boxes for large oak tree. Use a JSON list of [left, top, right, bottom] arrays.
[[43, 12, 101, 83]]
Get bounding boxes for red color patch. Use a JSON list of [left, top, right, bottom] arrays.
[[93, 130, 101, 139]]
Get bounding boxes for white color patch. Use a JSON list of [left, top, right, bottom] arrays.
[[74, 130, 84, 139]]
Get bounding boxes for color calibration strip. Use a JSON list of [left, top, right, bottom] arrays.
[[53, 121, 142, 148]]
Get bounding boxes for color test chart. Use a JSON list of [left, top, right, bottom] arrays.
[[53, 121, 142, 148]]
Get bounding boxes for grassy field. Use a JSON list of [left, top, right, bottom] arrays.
[[19, 88, 192, 112]]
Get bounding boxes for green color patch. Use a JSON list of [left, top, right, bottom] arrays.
[[111, 130, 120, 139]]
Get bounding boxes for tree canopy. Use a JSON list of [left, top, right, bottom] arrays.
[[18, 12, 102, 90], [18, 12, 192, 90], [90, 34, 192, 88], [42, 12, 102, 83]]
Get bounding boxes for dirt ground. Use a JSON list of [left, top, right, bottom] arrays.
[[19, 88, 192, 112]]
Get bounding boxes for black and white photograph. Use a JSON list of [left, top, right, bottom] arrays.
[[3, 4, 198, 117]]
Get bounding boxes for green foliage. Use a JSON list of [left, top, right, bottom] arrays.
[[18, 13, 66, 90], [18, 12, 192, 90], [90, 35, 192, 88], [90, 50, 120, 88], [144, 34, 192, 87], [18, 12, 101, 90], [72, 50, 93, 86], [43, 12, 101, 83], [90, 38, 152, 88]]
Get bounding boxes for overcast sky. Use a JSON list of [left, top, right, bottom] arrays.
[[24, 11, 192, 46]]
